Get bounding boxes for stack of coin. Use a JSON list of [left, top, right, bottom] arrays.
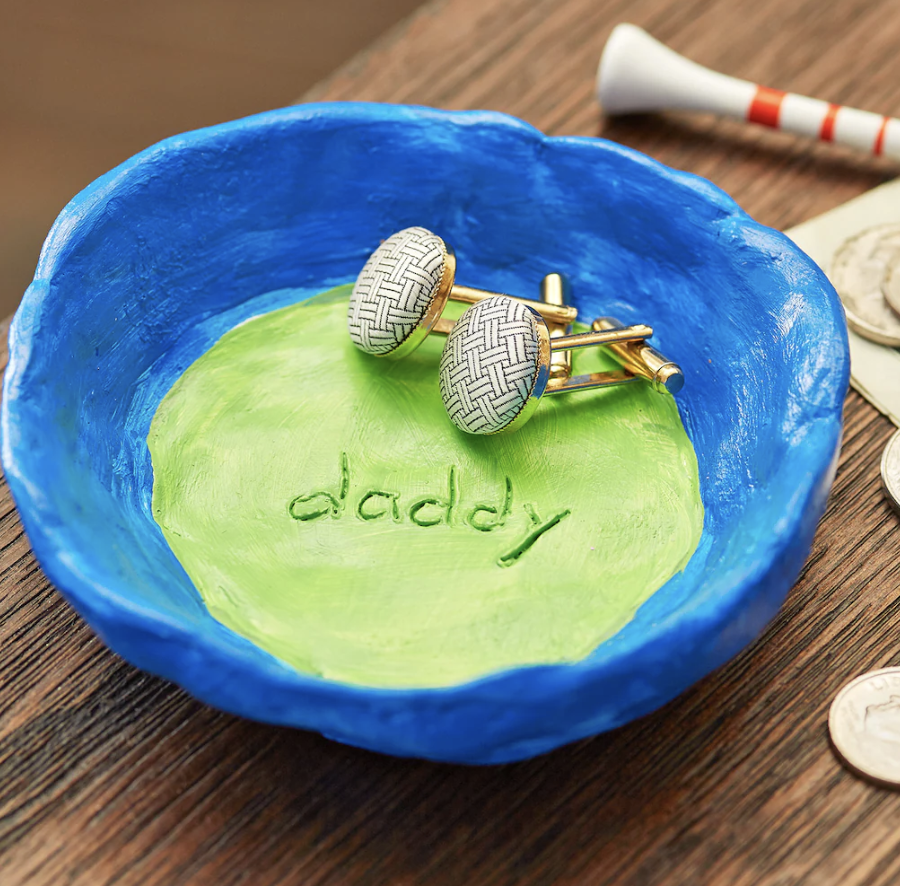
[[830, 224, 900, 346]]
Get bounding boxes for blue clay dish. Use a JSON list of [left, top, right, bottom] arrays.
[[1, 104, 848, 764]]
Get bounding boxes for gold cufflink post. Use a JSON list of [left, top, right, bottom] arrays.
[[540, 273, 573, 381], [440, 296, 653, 435], [591, 317, 684, 394]]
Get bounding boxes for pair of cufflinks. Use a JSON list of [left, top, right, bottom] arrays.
[[347, 227, 683, 435]]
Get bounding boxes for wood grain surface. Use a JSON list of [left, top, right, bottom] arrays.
[[3, 1, 900, 883]]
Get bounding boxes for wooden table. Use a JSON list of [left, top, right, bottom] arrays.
[[3, 1, 900, 883]]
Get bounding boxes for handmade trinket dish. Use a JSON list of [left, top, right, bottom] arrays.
[[1, 104, 849, 764]]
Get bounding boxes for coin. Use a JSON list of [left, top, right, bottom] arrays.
[[882, 429, 900, 514], [829, 667, 900, 788], [830, 224, 900, 346]]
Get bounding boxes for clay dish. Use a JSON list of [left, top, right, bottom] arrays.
[[1, 105, 849, 763]]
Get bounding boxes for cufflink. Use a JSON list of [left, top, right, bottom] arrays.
[[347, 227, 577, 359], [439, 296, 658, 435]]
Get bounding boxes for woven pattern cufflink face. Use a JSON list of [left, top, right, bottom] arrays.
[[439, 297, 549, 435], [347, 227, 447, 356], [347, 228, 577, 361]]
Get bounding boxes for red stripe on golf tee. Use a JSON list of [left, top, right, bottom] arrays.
[[874, 116, 891, 155], [819, 103, 840, 141], [747, 86, 786, 128]]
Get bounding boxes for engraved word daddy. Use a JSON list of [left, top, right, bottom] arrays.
[[288, 453, 570, 567]]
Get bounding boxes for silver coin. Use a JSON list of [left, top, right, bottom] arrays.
[[830, 224, 900, 347], [882, 429, 900, 514], [829, 667, 900, 788]]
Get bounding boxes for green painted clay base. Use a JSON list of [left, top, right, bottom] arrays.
[[148, 287, 704, 688]]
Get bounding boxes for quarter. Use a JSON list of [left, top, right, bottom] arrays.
[[829, 666, 900, 788], [830, 224, 900, 346]]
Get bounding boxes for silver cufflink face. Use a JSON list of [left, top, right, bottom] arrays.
[[439, 297, 551, 435], [347, 226, 455, 359]]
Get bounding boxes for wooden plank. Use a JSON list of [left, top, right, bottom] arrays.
[[3, 0, 900, 883]]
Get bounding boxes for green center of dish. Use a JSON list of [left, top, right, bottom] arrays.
[[148, 286, 704, 688]]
